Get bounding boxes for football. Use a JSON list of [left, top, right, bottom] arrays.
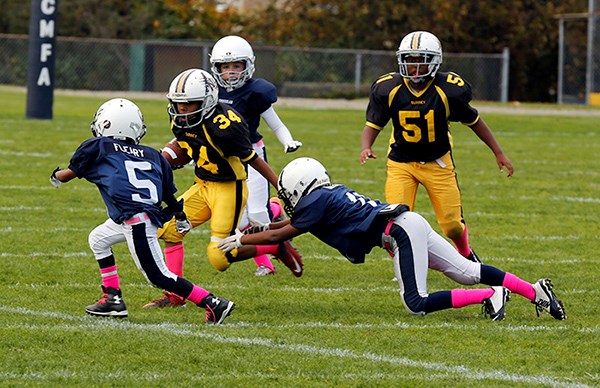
[[161, 138, 192, 167]]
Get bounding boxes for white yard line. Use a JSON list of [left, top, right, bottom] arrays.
[[0, 306, 592, 387]]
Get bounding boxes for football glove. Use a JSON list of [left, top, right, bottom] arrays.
[[284, 140, 303, 153], [217, 229, 243, 252], [174, 211, 191, 234], [49, 167, 61, 189]]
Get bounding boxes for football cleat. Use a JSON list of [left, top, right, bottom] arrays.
[[272, 240, 303, 277], [200, 294, 235, 324], [255, 264, 276, 276], [466, 249, 482, 263], [482, 286, 510, 321], [532, 279, 566, 320], [143, 291, 186, 308], [85, 286, 128, 318]]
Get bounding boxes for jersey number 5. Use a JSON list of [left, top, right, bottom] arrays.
[[399, 110, 435, 143], [124, 160, 158, 204]]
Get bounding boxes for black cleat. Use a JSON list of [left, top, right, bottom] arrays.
[[85, 286, 128, 318], [200, 294, 235, 324], [482, 286, 510, 321], [532, 279, 566, 320]]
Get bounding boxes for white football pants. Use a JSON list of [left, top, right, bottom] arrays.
[[387, 212, 481, 314], [240, 141, 271, 228], [88, 215, 176, 285]]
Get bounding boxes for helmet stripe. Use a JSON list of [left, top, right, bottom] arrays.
[[411, 32, 421, 50], [176, 69, 195, 93]]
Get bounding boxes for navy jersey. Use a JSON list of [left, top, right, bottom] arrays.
[[172, 102, 257, 182], [291, 185, 389, 263], [366, 71, 479, 162], [68, 137, 177, 226], [217, 78, 278, 144]]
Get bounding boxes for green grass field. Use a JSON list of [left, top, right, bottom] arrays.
[[1, 87, 599, 387]]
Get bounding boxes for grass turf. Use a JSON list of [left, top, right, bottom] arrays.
[[0, 88, 598, 386]]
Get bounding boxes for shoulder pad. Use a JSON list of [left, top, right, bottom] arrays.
[[208, 104, 247, 135], [435, 71, 473, 98], [375, 72, 399, 85], [249, 78, 276, 93]]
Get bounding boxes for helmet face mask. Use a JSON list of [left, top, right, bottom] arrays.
[[90, 98, 146, 144], [277, 157, 331, 217], [210, 35, 255, 91], [396, 31, 443, 83], [167, 69, 219, 128]]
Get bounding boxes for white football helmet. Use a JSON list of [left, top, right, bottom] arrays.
[[210, 35, 256, 91], [396, 31, 443, 83], [90, 98, 146, 144], [277, 157, 331, 217], [167, 68, 219, 128]]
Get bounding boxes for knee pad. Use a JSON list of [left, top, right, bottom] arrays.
[[207, 242, 232, 272], [88, 229, 112, 258], [400, 291, 428, 316], [402, 296, 427, 316]]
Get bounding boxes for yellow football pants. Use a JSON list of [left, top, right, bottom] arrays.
[[385, 151, 466, 240], [158, 178, 247, 271]]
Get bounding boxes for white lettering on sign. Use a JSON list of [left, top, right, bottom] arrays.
[[40, 43, 52, 62], [37, 68, 51, 86], [36, 0, 56, 87], [39, 19, 54, 38], [41, 0, 56, 14]]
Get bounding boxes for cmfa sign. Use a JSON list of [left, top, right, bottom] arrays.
[[26, 0, 58, 119]]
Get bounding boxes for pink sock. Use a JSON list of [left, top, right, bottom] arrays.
[[452, 224, 471, 258], [253, 254, 275, 270], [256, 245, 279, 256], [270, 200, 282, 220], [451, 288, 494, 308], [165, 244, 185, 277], [503, 272, 536, 301], [100, 265, 120, 290], [186, 284, 210, 305]]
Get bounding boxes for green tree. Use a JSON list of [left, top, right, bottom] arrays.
[[246, 0, 587, 101], [0, 0, 590, 101]]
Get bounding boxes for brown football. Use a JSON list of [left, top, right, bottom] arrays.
[[161, 138, 192, 167]]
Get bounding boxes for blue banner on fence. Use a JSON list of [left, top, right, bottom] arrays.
[[26, 0, 58, 120]]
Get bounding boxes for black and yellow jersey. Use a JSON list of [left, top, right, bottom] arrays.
[[366, 71, 479, 162], [171, 102, 257, 182]]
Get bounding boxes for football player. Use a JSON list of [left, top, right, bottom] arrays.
[[144, 69, 303, 308], [50, 98, 234, 324], [218, 157, 565, 321], [359, 31, 514, 263], [210, 35, 303, 276]]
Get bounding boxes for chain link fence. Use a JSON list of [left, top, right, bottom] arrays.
[[1, 34, 508, 101], [556, 0, 600, 105], [556, 15, 590, 104]]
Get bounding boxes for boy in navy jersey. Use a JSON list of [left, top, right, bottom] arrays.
[[219, 157, 565, 321], [50, 98, 234, 324], [210, 35, 302, 277]]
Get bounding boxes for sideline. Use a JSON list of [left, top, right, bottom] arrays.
[[3, 85, 600, 115]]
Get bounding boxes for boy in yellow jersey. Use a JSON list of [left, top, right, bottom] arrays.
[[360, 31, 513, 263], [144, 69, 302, 308]]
